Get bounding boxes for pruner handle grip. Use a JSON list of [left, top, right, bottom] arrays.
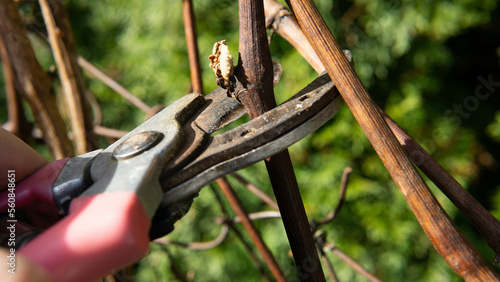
[[0, 159, 68, 228], [19, 191, 151, 282]]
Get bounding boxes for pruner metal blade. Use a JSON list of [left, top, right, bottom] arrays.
[[160, 72, 343, 208]]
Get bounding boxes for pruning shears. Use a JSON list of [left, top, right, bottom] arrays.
[[0, 72, 343, 282]]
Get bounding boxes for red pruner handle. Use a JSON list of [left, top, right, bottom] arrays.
[[0, 158, 68, 227], [19, 191, 151, 282]]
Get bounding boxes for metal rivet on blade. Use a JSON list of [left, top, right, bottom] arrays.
[[113, 131, 163, 159]]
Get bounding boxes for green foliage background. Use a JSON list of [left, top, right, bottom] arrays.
[[1, 0, 500, 280]]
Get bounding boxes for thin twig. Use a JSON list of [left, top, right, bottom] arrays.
[[209, 185, 272, 281], [215, 177, 286, 281], [230, 173, 279, 211], [209, 184, 229, 213], [77, 56, 151, 113], [320, 251, 338, 282], [313, 167, 352, 230], [0, 40, 32, 140], [224, 224, 272, 282], [93, 125, 127, 139], [144, 105, 166, 121], [338, 2, 365, 28], [309, 167, 368, 282], [155, 225, 229, 250], [323, 243, 382, 282], [315, 230, 380, 282], [313, 231, 339, 281], [216, 211, 281, 225], [182, 0, 203, 94], [310, 169, 382, 281], [84, 90, 102, 126]]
